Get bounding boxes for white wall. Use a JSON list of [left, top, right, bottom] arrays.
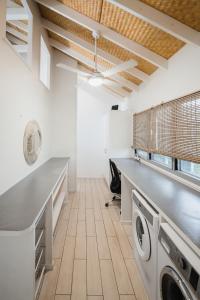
[[77, 83, 125, 178], [0, 1, 53, 195], [51, 51, 77, 192], [130, 44, 200, 112]]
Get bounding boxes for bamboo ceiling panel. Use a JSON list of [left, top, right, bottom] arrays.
[[38, 4, 157, 75], [57, 0, 103, 22], [140, 0, 200, 31], [101, 1, 184, 59]]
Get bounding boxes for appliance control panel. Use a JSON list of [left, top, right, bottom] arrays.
[[159, 227, 200, 298]]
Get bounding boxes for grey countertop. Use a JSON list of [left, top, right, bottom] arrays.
[[0, 158, 69, 231], [112, 158, 200, 250]]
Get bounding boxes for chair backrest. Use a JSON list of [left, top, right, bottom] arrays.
[[109, 159, 121, 194], [109, 159, 120, 182]]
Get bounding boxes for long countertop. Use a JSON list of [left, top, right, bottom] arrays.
[[0, 158, 69, 231], [112, 158, 200, 252]]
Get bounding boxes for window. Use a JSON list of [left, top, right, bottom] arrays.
[[179, 160, 200, 179], [40, 36, 51, 89], [137, 149, 149, 160], [5, 0, 33, 66], [151, 154, 172, 169]]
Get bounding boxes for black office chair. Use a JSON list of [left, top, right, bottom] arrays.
[[105, 159, 121, 207]]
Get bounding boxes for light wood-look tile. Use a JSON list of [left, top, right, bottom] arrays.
[[53, 218, 68, 259], [120, 296, 137, 300], [67, 209, 78, 236], [87, 237, 102, 295], [86, 209, 96, 236], [125, 259, 149, 300], [39, 259, 61, 300], [102, 209, 116, 237], [114, 221, 133, 259], [95, 221, 111, 259], [76, 220, 86, 236], [100, 260, 119, 300], [55, 296, 71, 300], [87, 297, 103, 300], [56, 237, 76, 294], [123, 224, 132, 236], [108, 237, 133, 295], [71, 260, 87, 300], [75, 236, 86, 259]]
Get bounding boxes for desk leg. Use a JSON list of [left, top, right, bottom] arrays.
[[120, 175, 134, 223]]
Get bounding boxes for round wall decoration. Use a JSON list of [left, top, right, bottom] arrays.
[[23, 121, 42, 165]]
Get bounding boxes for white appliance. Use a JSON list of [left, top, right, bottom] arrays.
[[157, 223, 200, 300], [132, 189, 159, 300]]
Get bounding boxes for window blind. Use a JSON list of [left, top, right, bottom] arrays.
[[133, 90, 200, 163]]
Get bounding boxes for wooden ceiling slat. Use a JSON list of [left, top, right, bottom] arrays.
[[39, 4, 157, 75], [140, 0, 200, 32], [100, 1, 185, 59]]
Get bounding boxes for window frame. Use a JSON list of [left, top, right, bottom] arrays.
[[4, 0, 33, 68]]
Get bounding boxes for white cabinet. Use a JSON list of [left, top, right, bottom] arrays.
[[104, 111, 133, 185], [0, 158, 69, 300]]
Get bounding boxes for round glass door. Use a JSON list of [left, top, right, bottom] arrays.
[[161, 267, 193, 300], [134, 209, 151, 261]]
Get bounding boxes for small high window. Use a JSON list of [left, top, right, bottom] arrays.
[[179, 160, 200, 179], [5, 0, 32, 65], [136, 149, 149, 160], [151, 153, 172, 169], [40, 36, 51, 89]]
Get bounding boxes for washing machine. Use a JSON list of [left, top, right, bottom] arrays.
[[132, 189, 159, 300], [157, 222, 200, 300]]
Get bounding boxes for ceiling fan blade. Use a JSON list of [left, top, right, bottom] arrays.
[[102, 59, 137, 77], [56, 63, 91, 77]]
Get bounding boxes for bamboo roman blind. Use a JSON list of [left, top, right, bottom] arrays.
[[133, 90, 200, 163]]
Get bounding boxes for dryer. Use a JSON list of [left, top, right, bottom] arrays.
[[132, 189, 159, 300], [157, 222, 200, 300]]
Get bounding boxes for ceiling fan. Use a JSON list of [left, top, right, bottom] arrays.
[[56, 31, 137, 87]]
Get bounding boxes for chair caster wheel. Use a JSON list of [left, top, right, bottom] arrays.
[[112, 196, 116, 200], [105, 203, 109, 207]]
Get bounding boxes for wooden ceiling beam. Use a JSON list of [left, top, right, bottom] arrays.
[[108, 0, 200, 47], [49, 38, 138, 91], [42, 18, 148, 81], [35, 0, 167, 69]]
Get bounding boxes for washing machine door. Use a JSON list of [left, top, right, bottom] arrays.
[[160, 266, 193, 300], [134, 208, 151, 261]]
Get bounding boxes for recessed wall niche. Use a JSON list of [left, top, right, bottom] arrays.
[[23, 121, 42, 165], [5, 0, 32, 65]]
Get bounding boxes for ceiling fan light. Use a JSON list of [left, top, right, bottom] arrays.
[[88, 75, 103, 87]]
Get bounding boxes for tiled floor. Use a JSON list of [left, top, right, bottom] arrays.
[[39, 178, 148, 300]]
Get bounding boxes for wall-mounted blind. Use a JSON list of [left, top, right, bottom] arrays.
[[133, 109, 151, 151], [133, 90, 200, 163]]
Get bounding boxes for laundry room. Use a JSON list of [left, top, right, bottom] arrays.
[[0, 1, 200, 300]]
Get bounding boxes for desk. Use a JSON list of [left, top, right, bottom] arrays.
[[112, 158, 200, 257]]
